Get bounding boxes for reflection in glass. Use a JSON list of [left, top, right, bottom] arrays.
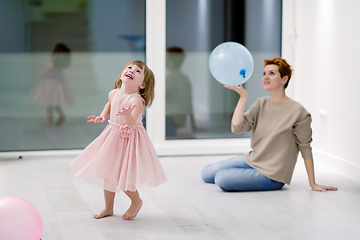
[[166, 47, 196, 139], [0, 0, 145, 151], [166, 0, 282, 140], [29, 43, 73, 127]]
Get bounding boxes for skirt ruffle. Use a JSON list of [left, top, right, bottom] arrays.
[[70, 124, 167, 192]]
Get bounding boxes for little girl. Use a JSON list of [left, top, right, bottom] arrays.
[[70, 60, 167, 220]]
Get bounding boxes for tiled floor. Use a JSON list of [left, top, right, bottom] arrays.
[[0, 154, 359, 240]]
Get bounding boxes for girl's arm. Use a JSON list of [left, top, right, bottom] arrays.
[[99, 102, 111, 119], [116, 96, 144, 126], [224, 85, 248, 128], [87, 91, 112, 123], [304, 157, 338, 192]]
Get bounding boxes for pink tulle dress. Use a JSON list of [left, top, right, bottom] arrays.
[[70, 89, 167, 192], [29, 66, 74, 107]]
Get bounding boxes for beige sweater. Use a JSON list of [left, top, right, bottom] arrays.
[[232, 97, 313, 184]]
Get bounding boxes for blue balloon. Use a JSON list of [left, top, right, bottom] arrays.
[[209, 42, 254, 85]]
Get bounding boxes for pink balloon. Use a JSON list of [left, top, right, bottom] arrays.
[[0, 197, 43, 240]]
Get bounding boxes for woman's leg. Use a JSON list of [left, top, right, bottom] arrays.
[[201, 155, 250, 183], [93, 190, 115, 219], [214, 167, 285, 191], [122, 190, 143, 220]]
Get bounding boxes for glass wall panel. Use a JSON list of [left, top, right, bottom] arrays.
[[0, 0, 145, 151], [165, 0, 282, 140]]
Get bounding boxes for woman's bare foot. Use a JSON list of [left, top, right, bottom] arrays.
[[93, 208, 114, 219], [122, 200, 143, 220]]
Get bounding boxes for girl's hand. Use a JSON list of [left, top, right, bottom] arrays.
[[224, 85, 248, 97], [311, 184, 338, 192], [87, 115, 105, 123], [116, 105, 136, 117]]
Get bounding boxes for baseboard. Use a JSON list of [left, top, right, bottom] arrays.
[[313, 148, 360, 183], [0, 150, 81, 160]]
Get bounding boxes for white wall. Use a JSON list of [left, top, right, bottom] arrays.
[[282, 0, 360, 181]]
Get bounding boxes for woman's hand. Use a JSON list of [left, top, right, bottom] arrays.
[[87, 116, 105, 123], [116, 105, 136, 117], [311, 183, 338, 192], [224, 85, 248, 97]]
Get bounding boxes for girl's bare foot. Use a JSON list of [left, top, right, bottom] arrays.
[[55, 116, 65, 126], [93, 208, 114, 219], [122, 200, 143, 220]]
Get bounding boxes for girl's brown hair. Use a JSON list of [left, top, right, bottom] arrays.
[[114, 60, 155, 107], [51, 43, 71, 68], [263, 57, 293, 89]]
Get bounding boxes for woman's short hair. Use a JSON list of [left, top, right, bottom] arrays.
[[263, 57, 293, 89]]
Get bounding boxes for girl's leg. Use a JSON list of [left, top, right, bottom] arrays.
[[93, 190, 115, 219], [122, 190, 143, 220], [54, 106, 65, 126], [45, 107, 53, 126], [214, 167, 285, 191], [201, 155, 250, 183]]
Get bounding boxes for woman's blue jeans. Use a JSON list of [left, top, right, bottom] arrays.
[[201, 155, 285, 192]]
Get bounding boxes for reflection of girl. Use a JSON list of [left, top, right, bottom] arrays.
[[29, 43, 73, 126], [70, 61, 167, 220], [202, 57, 338, 192]]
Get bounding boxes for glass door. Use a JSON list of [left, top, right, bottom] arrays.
[[146, 0, 282, 155]]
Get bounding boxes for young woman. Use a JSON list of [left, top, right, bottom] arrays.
[[201, 57, 337, 192]]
